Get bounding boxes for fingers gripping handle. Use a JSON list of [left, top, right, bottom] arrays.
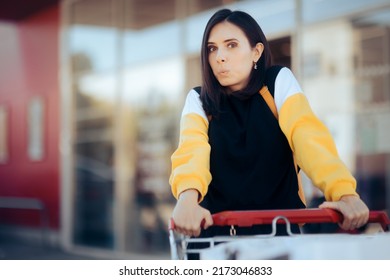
[[169, 218, 206, 231]]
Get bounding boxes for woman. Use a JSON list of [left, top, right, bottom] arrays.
[[169, 9, 368, 239]]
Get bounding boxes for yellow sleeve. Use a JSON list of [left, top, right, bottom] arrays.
[[279, 93, 358, 201], [169, 113, 211, 201]]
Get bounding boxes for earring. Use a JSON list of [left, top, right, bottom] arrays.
[[253, 61, 258, 70]]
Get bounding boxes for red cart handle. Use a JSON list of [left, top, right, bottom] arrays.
[[169, 208, 390, 231], [212, 209, 390, 231]]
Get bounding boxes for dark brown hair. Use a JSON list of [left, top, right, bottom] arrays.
[[200, 9, 272, 117]]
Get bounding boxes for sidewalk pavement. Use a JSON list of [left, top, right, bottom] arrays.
[[0, 232, 171, 260], [0, 236, 98, 260]]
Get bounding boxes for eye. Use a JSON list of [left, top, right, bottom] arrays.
[[208, 45, 217, 52], [227, 42, 238, 48]]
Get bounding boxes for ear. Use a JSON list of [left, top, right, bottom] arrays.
[[253, 42, 264, 62]]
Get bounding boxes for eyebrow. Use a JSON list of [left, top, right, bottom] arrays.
[[207, 38, 239, 45]]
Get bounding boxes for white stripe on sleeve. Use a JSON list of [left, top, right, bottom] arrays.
[[181, 89, 208, 122], [274, 67, 303, 113]]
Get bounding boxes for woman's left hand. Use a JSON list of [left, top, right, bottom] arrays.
[[318, 195, 369, 231]]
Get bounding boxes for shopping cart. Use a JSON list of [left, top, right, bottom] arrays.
[[169, 208, 390, 260]]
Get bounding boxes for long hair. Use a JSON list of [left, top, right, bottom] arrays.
[[200, 9, 273, 117]]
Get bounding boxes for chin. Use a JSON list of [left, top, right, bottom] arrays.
[[217, 80, 233, 88]]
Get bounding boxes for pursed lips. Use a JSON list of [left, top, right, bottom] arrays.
[[218, 69, 230, 76]]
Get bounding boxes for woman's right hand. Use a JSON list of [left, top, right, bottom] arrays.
[[171, 189, 213, 237]]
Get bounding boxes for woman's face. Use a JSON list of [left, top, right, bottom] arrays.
[[207, 21, 263, 92]]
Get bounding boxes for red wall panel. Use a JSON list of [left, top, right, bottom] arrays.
[[0, 5, 60, 229]]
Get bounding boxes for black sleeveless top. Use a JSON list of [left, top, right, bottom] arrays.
[[200, 92, 305, 214]]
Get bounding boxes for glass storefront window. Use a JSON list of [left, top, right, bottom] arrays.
[[353, 9, 390, 214], [121, 57, 183, 253], [68, 0, 117, 249], [66, 0, 189, 254], [121, 0, 185, 253]]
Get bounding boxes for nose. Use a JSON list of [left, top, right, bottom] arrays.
[[216, 49, 226, 63]]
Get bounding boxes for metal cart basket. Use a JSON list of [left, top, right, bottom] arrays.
[[169, 208, 390, 260]]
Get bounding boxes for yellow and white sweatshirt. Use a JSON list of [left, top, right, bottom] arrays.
[[169, 67, 357, 211]]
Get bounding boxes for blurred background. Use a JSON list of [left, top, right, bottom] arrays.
[[0, 0, 389, 259]]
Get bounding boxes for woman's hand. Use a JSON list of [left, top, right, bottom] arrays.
[[319, 195, 369, 231], [171, 189, 213, 237]]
